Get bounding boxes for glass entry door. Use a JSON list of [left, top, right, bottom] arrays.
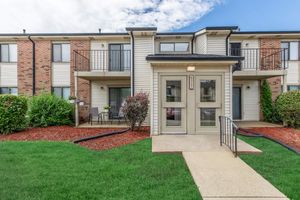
[[195, 76, 221, 133], [161, 76, 187, 134]]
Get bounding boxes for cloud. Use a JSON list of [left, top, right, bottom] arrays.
[[0, 0, 221, 33]]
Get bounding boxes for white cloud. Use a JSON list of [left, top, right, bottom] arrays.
[[0, 0, 221, 33]]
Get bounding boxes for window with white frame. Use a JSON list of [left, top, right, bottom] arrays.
[[160, 42, 189, 52], [52, 87, 70, 100], [52, 43, 70, 62], [0, 44, 17, 62], [0, 87, 18, 95], [287, 85, 300, 91], [281, 41, 300, 61]]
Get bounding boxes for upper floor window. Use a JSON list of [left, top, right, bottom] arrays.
[[52, 43, 70, 62], [0, 87, 18, 95], [160, 42, 189, 52], [0, 44, 17, 62], [281, 42, 300, 61]]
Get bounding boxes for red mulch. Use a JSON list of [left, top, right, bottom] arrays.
[[0, 126, 150, 150], [245, 127, 300, 151]]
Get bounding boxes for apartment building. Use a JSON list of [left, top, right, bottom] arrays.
[[0, 26, 299, 135]]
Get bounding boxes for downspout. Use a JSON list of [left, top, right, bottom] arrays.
[[28, 35, 36, 95], [129, 31, 135, 96], [225, 30, 233, 56], [191, 33, 196, 54]]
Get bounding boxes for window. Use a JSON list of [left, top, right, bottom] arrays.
[[0, 87, 18, 95], [52, 43, 70, 62], [200, 108, 216, 126], [166, 108, 182, 126], [200, 80, 216, 102], [160, 42, 189, 52], [52, 87, 70, 100], [281, 41, 300, 61], [166, 80, 181, 102], [287, 85, 300, 91], [0, 44, 17, 62]]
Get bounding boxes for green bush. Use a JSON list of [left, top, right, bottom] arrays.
[[28, 94, 74, 127], [260, 80, 273, 122], [0, 95, 28, 134], [275, 91, 300, 128]]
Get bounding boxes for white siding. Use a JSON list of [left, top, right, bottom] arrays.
[[207, 36, 226, 55], [0, 63, 17, 87], [91, 80, 130, 112], [286, 61, 299, 84], [195, 34, 207, 54], [224, 69, 231, 117], [234, 80, 260, 121], [52, 63, 70, 87], [152, 71, 159, 135]]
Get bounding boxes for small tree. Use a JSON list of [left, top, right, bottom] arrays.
[[122, 92, 149, 131], [260, 80, 273, 122]]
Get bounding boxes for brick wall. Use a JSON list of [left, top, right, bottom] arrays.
[[260, 38, 282, 101], [35, 40, 52, 94], [70, 40, 91, 122], [17, 40, 33, 96]]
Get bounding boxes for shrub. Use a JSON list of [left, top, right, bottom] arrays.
[[275, 91, 300, 128], [0, 95, 28, 134], [122, 92, 149, 131], [28, 94, 74, 127], [260, 80, 273, 122]]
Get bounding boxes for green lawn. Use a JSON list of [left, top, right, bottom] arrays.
[[0, 139, 200, 200], [239, 136, 300, 200]]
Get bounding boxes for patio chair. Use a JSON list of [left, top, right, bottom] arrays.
[[109, 108, 125, 124], [89, 107, 101, 125]]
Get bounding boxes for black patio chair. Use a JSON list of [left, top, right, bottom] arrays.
[[89, 107, 101, 125]]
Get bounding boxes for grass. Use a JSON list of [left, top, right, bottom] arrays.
[[0, 139, 200, 200], [239, 136, 300, 200]]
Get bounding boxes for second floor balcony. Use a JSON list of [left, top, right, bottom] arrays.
[[230, 48, 288, 78], [73, 49, 131, 79]]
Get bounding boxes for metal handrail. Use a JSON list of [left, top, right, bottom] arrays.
[[219, 116, 239, 157]]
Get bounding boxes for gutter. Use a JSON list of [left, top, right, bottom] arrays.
[[191, 33, 196, 54], [28, 35, 36, 95], [225, 30, 233, 56], [129, 31, 135, 96]]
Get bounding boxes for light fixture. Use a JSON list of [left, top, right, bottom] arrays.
[[187, 66, 195, 72]]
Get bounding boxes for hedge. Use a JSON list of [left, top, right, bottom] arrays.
[[275, 91, 300, 127], [260, 80, 273, 122], [28, 94, 74, 127], [0, 95, 28, 134]]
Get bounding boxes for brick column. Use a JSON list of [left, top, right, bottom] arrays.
[[260, 38, 282, 101], [17, 40, 33, 96], [35, 40, 52, 94], [70, 40, 91, 122]]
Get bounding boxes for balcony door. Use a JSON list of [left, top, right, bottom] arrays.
[[109, 44, 130, 71]]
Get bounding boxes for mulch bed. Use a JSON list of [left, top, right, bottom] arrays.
[[0, 126, 150, 150], [244, 127, 300, 152]]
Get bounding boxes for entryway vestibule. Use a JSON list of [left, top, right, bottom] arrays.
[[160, 73, 223, 135]]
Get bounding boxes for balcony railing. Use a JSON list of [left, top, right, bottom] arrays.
[[74, 50, 131, 72], [229, 48, 288, 71]]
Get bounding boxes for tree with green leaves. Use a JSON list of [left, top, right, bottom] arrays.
[[260, 80, 273, 122]]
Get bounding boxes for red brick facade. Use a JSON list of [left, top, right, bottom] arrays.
[[17, 40, 33, 96], [260, 38, 282, 101], [70, 40, 91, 122], [35, 40, 52, 94]]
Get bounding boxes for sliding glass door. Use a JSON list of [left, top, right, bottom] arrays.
[[109, 87, 131, 118], [109, 44, 130, 71]]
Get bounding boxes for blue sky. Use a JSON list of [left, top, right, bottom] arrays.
[[0, 0, 299, 33], [180, 0, 300, 32]]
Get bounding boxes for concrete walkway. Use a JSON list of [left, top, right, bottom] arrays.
[[152, 135, 288, 200]]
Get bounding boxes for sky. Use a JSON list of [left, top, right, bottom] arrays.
[[0, 0, 299, 33]]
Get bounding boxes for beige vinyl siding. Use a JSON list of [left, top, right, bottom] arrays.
[[91, 80, 130, 112], [0, 63, 17, 87], [234, 80, 260, 121], [224, 69, 232, 117], [207, 36, 226, 55], [134, 36, 154, 124], [152, 70, 159, 135], [195, 34, 207, 54], [52, 63, 70, 87], [286, 61, 299, 84]]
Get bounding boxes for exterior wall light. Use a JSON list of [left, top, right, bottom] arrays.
[[187, 66, 195, 72]]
